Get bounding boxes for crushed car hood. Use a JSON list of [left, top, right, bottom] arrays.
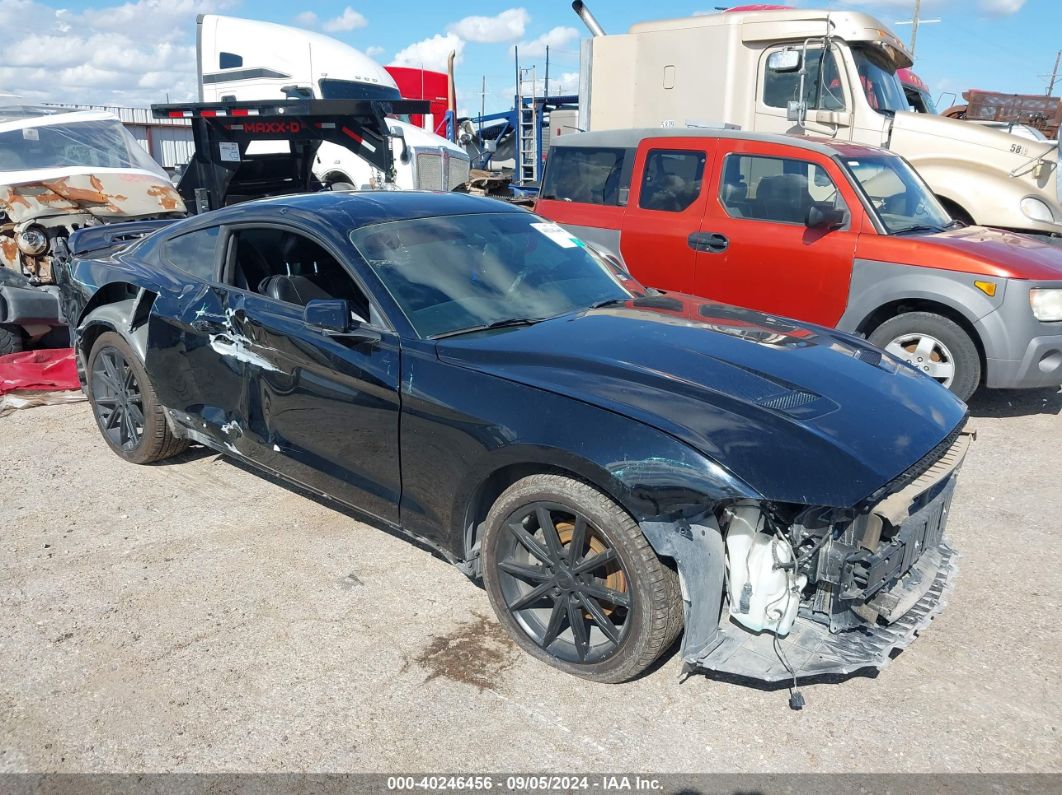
[[437, 295, 968, 508], [0, 167, 185, 224]]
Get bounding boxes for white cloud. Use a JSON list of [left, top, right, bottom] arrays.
[[293, 11, 318, 28], [516, 26, 580, 59], [0, 0, 235, 106], [323, 6, 367, 33], [448, 8, 529, 43], [978, 0, 1026, 14], [365, 45, 386, 60], [392, 33, 464, 72]]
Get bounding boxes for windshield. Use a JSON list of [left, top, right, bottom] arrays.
[[840, 155, 953, 234], [0, 118, 167, 177], [350, 212, 632, 338], [905, 86, 938, 114], [852, 46, 909, 113]]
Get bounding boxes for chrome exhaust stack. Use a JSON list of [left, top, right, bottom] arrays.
[[572, 1, 606, 37]]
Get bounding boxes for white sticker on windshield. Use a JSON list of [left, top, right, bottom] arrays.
[[530, 222, 584, 249], [22, 127, 39, 141], [218, 141, 241, 162]]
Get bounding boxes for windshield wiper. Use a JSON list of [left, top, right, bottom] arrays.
[[892, 224, 946, 236], [431, 317, 545, 340], [587, 297, 630, 310]]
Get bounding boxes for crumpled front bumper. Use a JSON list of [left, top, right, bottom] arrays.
[[688, 540, 957, 682]]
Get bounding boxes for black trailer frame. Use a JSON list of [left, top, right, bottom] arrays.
[[152, 98, 430, 214]]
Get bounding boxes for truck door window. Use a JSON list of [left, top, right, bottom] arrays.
[[540, 147, 633, 206], [638, 150, 706, 212], [720, 154, 846, 225], [763, 48, 845, 111]]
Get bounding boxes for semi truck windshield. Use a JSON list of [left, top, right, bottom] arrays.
[[852, 47, 909, 113]]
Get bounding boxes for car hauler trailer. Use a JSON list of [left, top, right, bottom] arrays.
[[572, 2, 1062, 239], [197, 14, 470, 192]]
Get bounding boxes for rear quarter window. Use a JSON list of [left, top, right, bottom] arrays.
[[541, 146, 634, 206], [160, 226, 221, 282]]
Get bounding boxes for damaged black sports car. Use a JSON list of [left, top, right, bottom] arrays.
[[56, 192, 971, 684]]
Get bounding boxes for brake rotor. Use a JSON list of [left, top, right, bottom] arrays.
[[555, 520, 627, 615]]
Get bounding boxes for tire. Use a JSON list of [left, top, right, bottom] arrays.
[[0, 324, 24, 356], [481, 474, 683, 683], [85, 331, 188, 464], [869, 312, 981, 401]]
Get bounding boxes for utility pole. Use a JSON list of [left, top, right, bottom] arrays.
[[1047, 50, 1062, 96], [910, 0, 921, 57]]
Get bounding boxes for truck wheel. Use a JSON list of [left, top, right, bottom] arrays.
[[481, 474, 683, 683], [869, 312, 981, 401], [0, 324, 24, 356], [85, 331, 188, 464]]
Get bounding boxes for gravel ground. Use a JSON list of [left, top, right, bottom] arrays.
[[1, 387, 1060, 774]]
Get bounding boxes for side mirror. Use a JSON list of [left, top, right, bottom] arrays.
[[304, 299, 381, 343], [806, 203, 848, 230], [389, 125, 410, 163], [786, 100, 807, 123], [767, 49, 802, 73]]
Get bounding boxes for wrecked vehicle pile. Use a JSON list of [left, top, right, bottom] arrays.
[[55, 191, 971, 688], [0, 106, 184, 353]]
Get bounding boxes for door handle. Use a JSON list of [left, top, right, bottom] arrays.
[[687, 232, 729, 254]]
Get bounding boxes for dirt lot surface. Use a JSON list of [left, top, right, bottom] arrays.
[[1, 388, 1060, 773]]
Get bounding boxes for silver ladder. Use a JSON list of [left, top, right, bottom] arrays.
[[517, 66, 538, 184]]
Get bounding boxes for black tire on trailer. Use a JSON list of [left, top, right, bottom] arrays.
[[868, 311, 982, 401], [481, 473, 683, 684], [85, 331, 188, 464], [0, 324, 24, 356]]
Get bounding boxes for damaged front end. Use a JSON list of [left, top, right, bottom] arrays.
[[642, 427, 972, 682]]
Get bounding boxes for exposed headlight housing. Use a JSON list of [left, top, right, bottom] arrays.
[[15, 226, 48, 256], [1030, 288, 1062, 322], [1020, 197, 1054, 223]]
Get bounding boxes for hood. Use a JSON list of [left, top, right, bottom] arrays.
[[891, 110, 1057, 161], [916, 225, 1062, 280], [0, 167, 185, 224], [437, 295, 967, 508]]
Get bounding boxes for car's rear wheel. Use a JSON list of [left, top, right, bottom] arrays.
[[869, 312, 981, 401], [86, 331, 188, 464], [481, 474, 682, 683]]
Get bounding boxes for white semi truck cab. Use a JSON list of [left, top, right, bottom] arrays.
[[573, 2, 1062, 237], [197, 14, 470, 192]]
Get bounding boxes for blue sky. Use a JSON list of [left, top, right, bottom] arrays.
[[0, 0, 1058, 115]]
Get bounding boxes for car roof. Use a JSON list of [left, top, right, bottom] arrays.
[[549, 127, 893, 159], [196, 190, 526, 230]]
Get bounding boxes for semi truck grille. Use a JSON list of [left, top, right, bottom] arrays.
[[416, 152, 444, 191]]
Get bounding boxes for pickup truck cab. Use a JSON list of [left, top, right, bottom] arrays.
[[536, 128, 1062, 400]]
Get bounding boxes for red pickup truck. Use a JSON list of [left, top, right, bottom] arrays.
[[535, 128, 1062, 400]]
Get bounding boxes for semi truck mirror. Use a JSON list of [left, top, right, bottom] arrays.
[[767, 50, 801, 73], [787, 100, 807, 123]]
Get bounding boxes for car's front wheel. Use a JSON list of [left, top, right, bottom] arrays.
[[481, 474, 683, 683], [869, 312, 981, 401], [86, 331, 188, 464]]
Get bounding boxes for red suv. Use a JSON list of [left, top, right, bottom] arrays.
[[536, 128, 1062, 400]]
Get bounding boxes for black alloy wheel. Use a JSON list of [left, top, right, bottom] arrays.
[[495, 501, 631, 664], [90, 345, 146, 453]]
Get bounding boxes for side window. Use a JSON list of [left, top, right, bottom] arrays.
[[763, 48, 846, 111], [720, 154, 846, 225], [219, 52, 243, 69], [540, 146, 633, 206], [227, 228, 376, 324], [161, 226, 221, 281], [639, 149, 706, 212]]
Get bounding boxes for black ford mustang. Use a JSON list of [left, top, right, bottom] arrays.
[[56, 192, 970, 685]]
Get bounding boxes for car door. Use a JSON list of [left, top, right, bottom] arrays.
[[208, 222, 402, 523], [693, 143, 860, 327], [619, 138, 715, 294], [755, 43, 855, 140]]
